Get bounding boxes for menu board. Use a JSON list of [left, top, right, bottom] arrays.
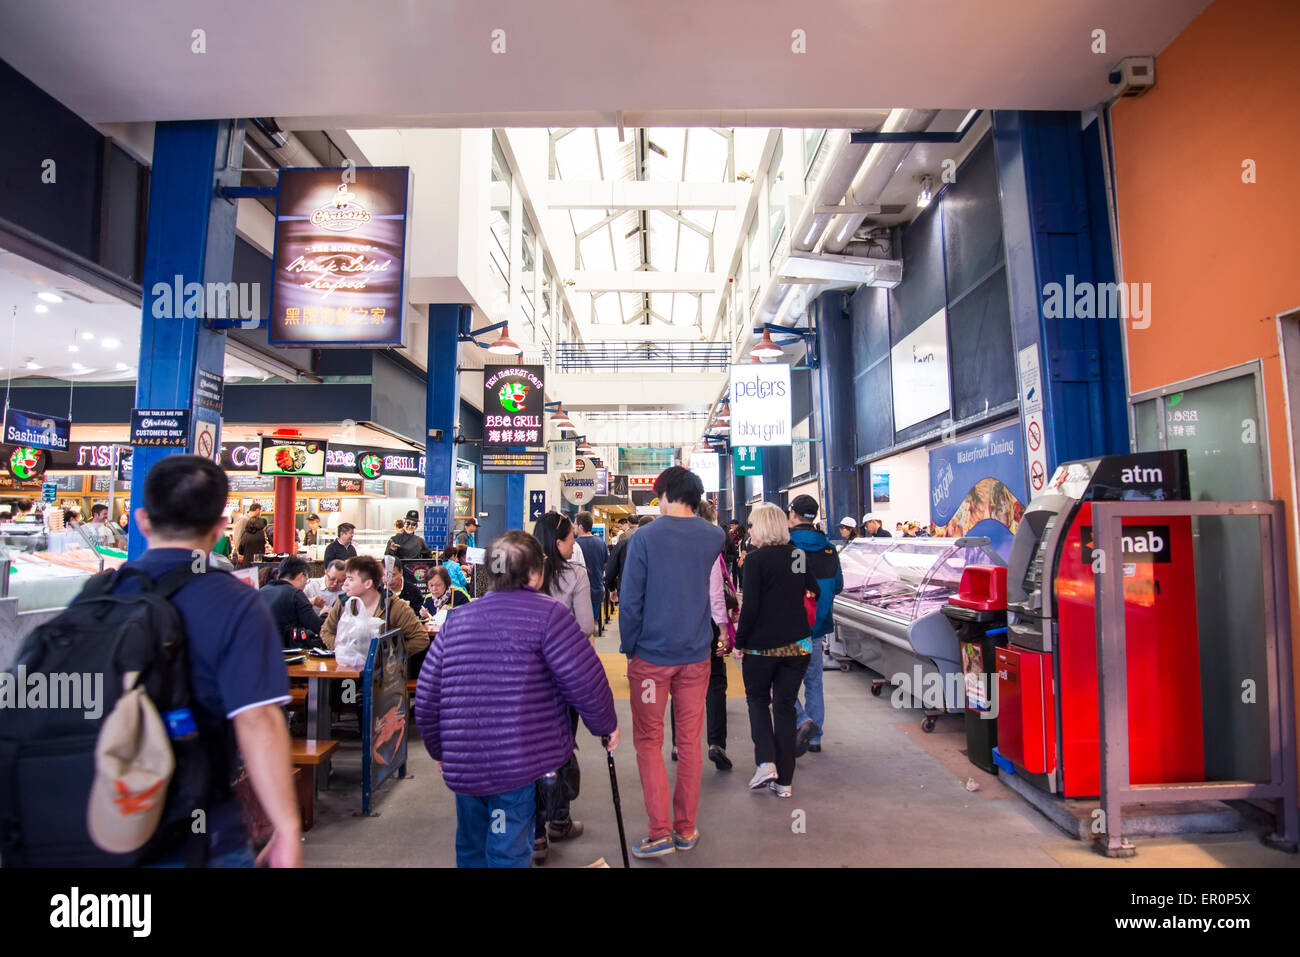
[[317, 498, 342, 513], [337, 477, 363, 494], [364, 478, 386, 495], [229, 473, 274, 493], [298, 475, 328, 492], [259, 437, 328, 477]]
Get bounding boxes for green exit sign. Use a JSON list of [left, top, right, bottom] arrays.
[[733, 446, 763, 476]]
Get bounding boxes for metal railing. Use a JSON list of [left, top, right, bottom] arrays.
[[1092, 500, 1298, 856], [549, 340, 732, 373]]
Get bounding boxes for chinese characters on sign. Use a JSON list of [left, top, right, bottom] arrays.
[[482, 365, 546, 449], [269, 167, 412, 347], [130, 409, 192, 448]]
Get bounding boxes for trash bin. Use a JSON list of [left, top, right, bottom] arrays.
[[941, 565, 1008, 774]]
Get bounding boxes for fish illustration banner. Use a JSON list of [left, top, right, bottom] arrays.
[[269, 166, 412, 347], [928, 422, 1026, 558], [483, 364, 545, 449]]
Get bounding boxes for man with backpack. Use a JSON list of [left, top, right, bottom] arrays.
[[787, 495, 844, 756], [1, 455, 301, 867]]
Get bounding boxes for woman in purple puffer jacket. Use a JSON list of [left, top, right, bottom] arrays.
[[414, 530, 620, 868]]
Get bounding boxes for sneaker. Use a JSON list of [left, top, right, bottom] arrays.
[[672, 829, 700, 851], [546, 819, 584, 841], [808, 743, 822, 753], [671, 747, 678, 762], [795, 720, 819, 757], [708, 746, 733, 771], [769, 781, 793, 798], [631, 835, 676, 859], [748, 762, 778, 789], [532, 835, 549, 864]]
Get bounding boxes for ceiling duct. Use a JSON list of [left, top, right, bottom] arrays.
[[820, 108, 940, 254], [247, 118, 325, 169]]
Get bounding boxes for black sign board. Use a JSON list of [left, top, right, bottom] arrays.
[[4, 407, 71, 452], [131, 409, 191, 448], [613, 474, 630, 496], [337, 477, 363, 494], [482, 364, 545, 449], [194, 368, 224, 413], [482, 450, 548, 474], [297, 475, 328, 492]]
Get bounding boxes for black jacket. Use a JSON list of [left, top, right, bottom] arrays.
[[386, 531, 431, 561], [604, 535, 631, 593], [395, 578, 424, 618], [323, 540, 357, 564], [734, 543, 821, 652], [259, 579, 322, 644]]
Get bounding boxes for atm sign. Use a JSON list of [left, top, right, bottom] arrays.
[[1079, 524, 1171, 564]]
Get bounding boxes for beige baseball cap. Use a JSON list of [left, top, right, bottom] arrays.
[[87, 674, 175, 854]]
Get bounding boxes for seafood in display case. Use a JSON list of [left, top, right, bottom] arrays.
[[830, 536, 1005, 729]]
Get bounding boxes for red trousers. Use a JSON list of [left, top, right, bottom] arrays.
[[626, 655, 711, 839]]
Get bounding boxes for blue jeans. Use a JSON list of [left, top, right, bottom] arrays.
[[454, 782, 537, 868], [795, 636, 826, 743], [149, 843, 256, 868], [590, 590, 603, 629]]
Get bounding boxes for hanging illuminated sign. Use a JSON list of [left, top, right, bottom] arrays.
[[483, 365, 545, 448], [258, 437, 329, 477], [730, 363, 791, 446], [4, 407, 70, 453], [268, 167, 412, 348]]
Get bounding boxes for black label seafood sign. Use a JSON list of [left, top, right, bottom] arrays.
[[269, 167, 412, 347]]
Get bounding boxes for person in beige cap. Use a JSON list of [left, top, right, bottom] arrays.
[[118, 456, 300, 867]]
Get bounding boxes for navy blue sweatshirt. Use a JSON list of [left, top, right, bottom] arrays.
[[618, 515, 725, 665]]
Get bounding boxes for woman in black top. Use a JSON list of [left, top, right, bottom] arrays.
[[733, 502, 820, 797]]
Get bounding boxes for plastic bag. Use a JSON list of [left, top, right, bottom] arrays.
[[335, 597, 382, 668]]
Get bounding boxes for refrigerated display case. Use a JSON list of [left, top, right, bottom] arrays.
[[830, 536, 1006, 730]]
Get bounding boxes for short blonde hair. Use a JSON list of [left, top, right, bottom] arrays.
[[748, 502, 789, 547]]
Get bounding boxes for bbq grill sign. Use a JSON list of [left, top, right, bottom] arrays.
[[483, 365, 545, 448], [730, 363, 791, 446], [268, 167, 412, 348]]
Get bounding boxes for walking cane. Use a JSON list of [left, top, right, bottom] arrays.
[[601, 735, 630, 868]]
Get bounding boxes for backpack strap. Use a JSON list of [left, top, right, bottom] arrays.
[[153, 562, 211, 599]]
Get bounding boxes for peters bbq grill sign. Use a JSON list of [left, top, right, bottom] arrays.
[[269, 167, 412, 348], [482, 365, 545, 449]]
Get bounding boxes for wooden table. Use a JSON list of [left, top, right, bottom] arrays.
[[287, 656, 362, 794]]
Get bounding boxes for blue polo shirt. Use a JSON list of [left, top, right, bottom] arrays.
[[118, 548, 291, 857]]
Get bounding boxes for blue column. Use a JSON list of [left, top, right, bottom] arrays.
[[993, 111, 1127, 484], [127, 120, 243, 559], [505, 472, 525, 530], [424, 304, 464, 551], [811, 291, 857, 526]]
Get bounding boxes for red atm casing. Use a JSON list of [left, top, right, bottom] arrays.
[[1053, 504, 1204, 796], [996, 645, 1054, 774]]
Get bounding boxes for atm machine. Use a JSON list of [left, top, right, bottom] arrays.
[[998, 450, 1204, 798]]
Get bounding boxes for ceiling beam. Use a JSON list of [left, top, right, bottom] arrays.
[[547, 180, 747, 211], [569, 271, 720, 293]]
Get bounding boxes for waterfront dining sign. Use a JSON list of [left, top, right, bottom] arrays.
[[269, 167, 412, 348]]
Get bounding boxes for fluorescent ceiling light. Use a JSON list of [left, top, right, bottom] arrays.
[[37, 292, 63, 303], [115, 362, 128, 370], [24, 360, 41, 370], [68, 345, 79, 353], [81, 331, 95, 341], [34, 304, 48, 314], [101, 338, 120, 349]]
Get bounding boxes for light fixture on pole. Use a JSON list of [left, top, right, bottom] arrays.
[[487, 324, 522, 356], [551, 404, 574, 428], [916, 174, 934, 209], [751, 328, 784, 360]]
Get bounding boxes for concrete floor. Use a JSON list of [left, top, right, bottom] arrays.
[[301, 618, 1298, 868]]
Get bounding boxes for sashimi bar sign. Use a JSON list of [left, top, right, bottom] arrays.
[[269, 167, 412, 348], [483, 365, 545, 449]]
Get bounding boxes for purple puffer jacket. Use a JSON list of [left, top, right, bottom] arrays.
[[414, 586, 617, 797]]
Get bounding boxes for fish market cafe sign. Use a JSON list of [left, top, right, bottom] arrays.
[[220, 442, 424, 478]]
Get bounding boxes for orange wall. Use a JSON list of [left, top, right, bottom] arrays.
[[1112, 0, 1300, 776]]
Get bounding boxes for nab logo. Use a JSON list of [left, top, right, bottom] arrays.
[[1121, 465, 1163, 484], [1080, 524, 1170, 564]]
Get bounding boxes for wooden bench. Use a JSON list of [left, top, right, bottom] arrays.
[[291, 739, 340, 831], [288, 687, 308, 706]]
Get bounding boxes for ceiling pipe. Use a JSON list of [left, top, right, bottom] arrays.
[[820, 108, 940, 254], [247, 119, 326, 169], [787, 131, 867, 253]]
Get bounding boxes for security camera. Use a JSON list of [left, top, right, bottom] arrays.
[[1109, 57, 1156, 98]]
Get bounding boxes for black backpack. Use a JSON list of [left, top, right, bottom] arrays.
[[0, 564, 219, 867]]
